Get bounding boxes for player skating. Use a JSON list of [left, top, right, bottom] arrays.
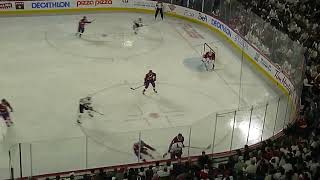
[[133, 140, 156, 162], [77, 96, 93, 124], [143, 70, 157, 95], [202, 51, 215, 71], [77, 16, 94, 37], [0, 99, 13, 127], [155, 1, 164, 20], [133, 17, 143, 34]]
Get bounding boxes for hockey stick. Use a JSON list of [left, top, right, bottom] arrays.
[[162, 152, 169, 158], [130, 84, 144, 90], [91, 109, 104, 115], [185, 144, 212, 150]]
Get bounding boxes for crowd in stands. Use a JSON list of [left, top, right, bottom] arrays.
[[221, 0, 319, 84], [30, 0, 320, 179]]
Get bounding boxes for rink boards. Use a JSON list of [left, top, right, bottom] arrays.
[[0, 0, 297, 107]]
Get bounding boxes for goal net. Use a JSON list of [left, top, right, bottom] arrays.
[[202, 43, 220, 71], [203, 43, 218, 61]]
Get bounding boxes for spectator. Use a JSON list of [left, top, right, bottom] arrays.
[[145, 165, 154, 180], [199, 164, 209, 180], [234, 157, 246, 174], [173, 159, 185, 178], [157, 167, 170, 178], [138, 167, 145, 180], [152, 161, 160, 173], [197, 151, 211, 168], [245, 159, 257, 176]]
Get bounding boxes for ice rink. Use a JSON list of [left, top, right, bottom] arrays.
[[0, 12, 289, 177]]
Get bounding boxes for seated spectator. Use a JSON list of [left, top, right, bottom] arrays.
[[173, 159, 185, 178], [197, 151, 211, 168], [234, 157, 246, 174], [199, 164, 209, 180], [145, 165, 154, 180], [157, 167, 170, 178], [245, 159, 257, 176], [138, 167, 145, 180], [163, 161, 173, 173], [256, 158, 268, 179], [152, 161, 160, 173]]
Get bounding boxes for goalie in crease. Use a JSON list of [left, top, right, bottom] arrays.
[[202, 50, 215, 71]]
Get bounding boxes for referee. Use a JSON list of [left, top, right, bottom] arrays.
[[155, 1, 164, 20]]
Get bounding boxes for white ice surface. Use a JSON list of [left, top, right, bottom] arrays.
[[0, 12, 289, 178]]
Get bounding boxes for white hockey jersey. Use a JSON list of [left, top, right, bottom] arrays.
[[169, 142, 183, 153], [80, 97, 92, 107]]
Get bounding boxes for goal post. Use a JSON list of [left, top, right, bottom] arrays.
[[202, 43, 221, 71], [203, 43, 218, 60]]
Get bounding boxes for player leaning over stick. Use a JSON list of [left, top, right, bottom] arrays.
[[164, 133, 185, 159], [133, 17, 143, 35], [155, 1, 164, 20], [143, 70, 157, 95], [77, 96, 93, 124]]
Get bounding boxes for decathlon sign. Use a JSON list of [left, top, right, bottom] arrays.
[[31, 1, 71, 8]]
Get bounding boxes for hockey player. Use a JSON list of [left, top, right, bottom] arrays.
[[168, 133, 185, 150], [77, 16, 93, 37], [155, 1, 164, 20], [77, 96, 93, 124], [133, 17, 143, 34], [0, 99, 13, 127], [167, 141, 184, 159], [202, 51, 215, 71], [1, 99, 13, 112], [143, 70, 157, 95], [163, 133, 184, 159], [133, 140, 156, 162]]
